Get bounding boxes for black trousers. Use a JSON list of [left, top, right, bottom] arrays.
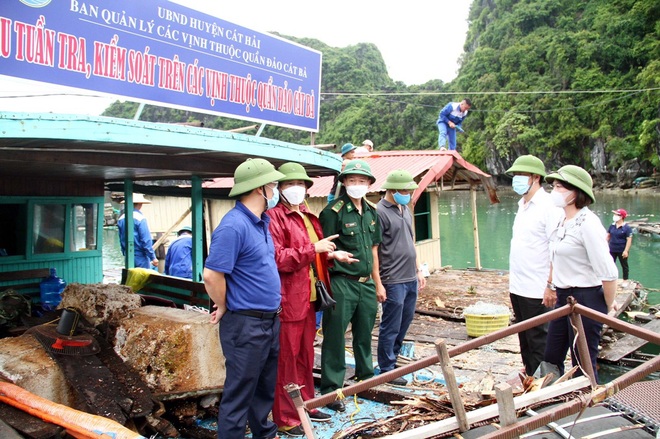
[[610, 251, 629, 280], [544, 286, 606, 383], [218, 312, 280, 439], [510, 293, 551, 376]]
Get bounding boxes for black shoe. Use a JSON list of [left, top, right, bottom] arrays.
[[325, 399, 346, 412], [388, 376, 408, 386], [308, 409, 332, 422], [278, 425, 305, 437]]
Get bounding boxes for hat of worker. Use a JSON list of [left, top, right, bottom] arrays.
[[362, 139, 374, 148], [505, 155, 547, 177], [277, 162, 314, 188], [381, 169, 419, 190], [229, 158, 285, 197], [545, 165, 595, 203], [338, 159, 376, 184], [177, 226, 192, 235], [612, 209, 628, 219], [120, 193, 152, 204], [341, 143, 357, 157]]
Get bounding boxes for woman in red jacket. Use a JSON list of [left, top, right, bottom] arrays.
[[267, 162, 356, 437]]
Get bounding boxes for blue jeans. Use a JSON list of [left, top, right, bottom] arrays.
[[437, 122, 456, 150], [377, 280, 418, 372]]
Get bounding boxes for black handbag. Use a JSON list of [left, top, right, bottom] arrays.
[[312, 263, 336, 312]]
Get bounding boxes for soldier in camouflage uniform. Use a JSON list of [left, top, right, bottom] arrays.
[[319, 159, 385, 412]]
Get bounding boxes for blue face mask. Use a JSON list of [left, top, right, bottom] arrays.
[[265, 187, 279, 210], [512, 175, 531, 196], [393, 192, 411, 205]]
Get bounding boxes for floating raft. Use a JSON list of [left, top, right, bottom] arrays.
[[627, 220, 660, 238]]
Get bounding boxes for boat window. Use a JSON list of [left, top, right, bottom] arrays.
[[33, 204, 66, 254], [0, 204, 27, 256], [70, 203, 98, 252], [414, 192, 432, 241]]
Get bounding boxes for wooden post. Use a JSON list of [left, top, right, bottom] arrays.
[[494, 382, 516, 427], [203, 199, 213, 253], [470, 185, 481, 270], [152, 207, 192, 251], [435, 339, 469, 432]]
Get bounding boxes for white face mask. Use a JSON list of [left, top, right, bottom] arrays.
[[612, 214, 621, 222], [281, 185, 306, 206], [550, 189, 574, 208], [346, 184, 369, 199]]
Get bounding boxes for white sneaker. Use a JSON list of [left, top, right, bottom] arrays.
[[621, 281, 630, 288]]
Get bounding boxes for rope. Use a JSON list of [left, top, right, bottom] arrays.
[[0, 289, 31, 323], [412, 368, 437, 385], [349, 392, 361, 423]]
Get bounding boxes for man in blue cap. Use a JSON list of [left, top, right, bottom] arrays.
[[165, 226, 193, 279]]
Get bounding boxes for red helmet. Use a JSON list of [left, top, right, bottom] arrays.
[[612, 209, 628, 219]]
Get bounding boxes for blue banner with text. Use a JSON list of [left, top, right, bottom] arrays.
[[0, 0, 321, 131]]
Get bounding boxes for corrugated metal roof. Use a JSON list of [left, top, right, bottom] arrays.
[[205, 150, 499, 204]]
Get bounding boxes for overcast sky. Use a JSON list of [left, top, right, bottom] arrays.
[[0, 1, 472, 115], [172, 0, 473, 86]]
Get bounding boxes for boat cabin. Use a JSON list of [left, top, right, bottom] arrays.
[[0, 111, 341, 302]]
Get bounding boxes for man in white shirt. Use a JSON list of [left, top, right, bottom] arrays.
[[506, 155, 563, 376], [354, 139, 373, 154]]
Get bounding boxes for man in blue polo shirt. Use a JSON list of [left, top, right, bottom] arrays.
[[204, 158, 285, 439]]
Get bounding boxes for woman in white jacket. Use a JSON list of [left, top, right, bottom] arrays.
[[542, 165, 618, 383]]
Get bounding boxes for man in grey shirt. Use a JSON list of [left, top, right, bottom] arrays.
[[376, 170, 426, 385]]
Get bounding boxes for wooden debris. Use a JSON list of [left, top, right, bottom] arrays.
[[599, 318, 660, 362]]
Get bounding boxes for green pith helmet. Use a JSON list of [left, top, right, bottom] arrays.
[[545, 165, 595, 203], [382, 169, 419, 190], [338, 159, 376, 184], [178, 226, 192, 235], [277, 162, 314, 188], [341, 143, 357, 156], [229, 158, 285, 197], [505, 155, 546, 177]]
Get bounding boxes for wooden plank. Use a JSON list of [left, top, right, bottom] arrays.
[[380, 376, 590, 439], [0, 401, 64, 439], [94, 332, 155, 418], [0, 417, 23, 439], [435, 339, 468, 432], [599, 318, 660, 362], [52, 352, 129, 424], [609, 292, 635, 320], [0, 269, 50, 282], [495, 383, 516, 427]]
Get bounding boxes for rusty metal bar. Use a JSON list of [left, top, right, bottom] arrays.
[[284, 383, 316, 439], [305, 305, 572, 410], [567, 308, 597, 388], [574, 303, 660, 346], [478, 354, 660, 439]]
